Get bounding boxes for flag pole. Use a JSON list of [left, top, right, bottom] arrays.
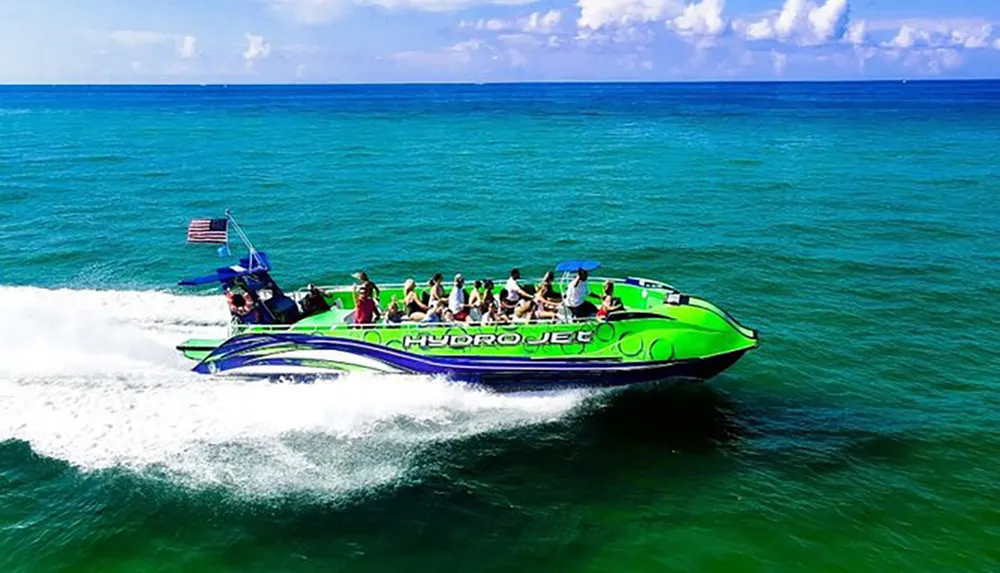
[[223, 209, 279, 323], [225, 209, 263, 270]]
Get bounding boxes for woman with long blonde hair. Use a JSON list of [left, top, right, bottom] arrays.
[[404, 278, 429, 321]]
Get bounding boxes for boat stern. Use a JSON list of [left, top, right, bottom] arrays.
[[177, 338, 224, 362]]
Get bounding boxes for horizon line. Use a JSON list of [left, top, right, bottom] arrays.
[[2, 77, 999, 88]]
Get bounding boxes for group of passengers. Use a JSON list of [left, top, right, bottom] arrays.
[[336, 268, 624, 326]]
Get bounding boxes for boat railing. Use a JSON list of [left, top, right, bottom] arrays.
[[246, 276, 672, 337], [228, 315, 601, 337], [289, 276, 630, 299]]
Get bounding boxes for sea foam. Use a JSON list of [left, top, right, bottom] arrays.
[[0, 286, 589, 499]]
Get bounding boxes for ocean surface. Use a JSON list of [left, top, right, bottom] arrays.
[[1, 82, 999, 572]]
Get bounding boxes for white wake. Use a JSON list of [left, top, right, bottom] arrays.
[[0, 286, 590, 499]]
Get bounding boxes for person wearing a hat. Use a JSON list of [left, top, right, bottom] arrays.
[[448, 273, 472, 322]]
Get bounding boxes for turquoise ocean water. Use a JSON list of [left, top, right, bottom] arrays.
[[1, 82, 999, 571]]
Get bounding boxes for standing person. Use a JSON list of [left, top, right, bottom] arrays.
[[565, 268, 598, 319], [353, 271, 381, 299], [353, 284, 381, 325]]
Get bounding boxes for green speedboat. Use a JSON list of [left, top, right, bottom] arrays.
[[178, 217, 758, 391]]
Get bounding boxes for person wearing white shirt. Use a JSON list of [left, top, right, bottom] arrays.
[[503, 268, 533, 315], [448, 274, 472, 321], [565, 268, 598, 319]]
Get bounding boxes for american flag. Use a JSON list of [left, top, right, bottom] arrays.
[[186, 218, 229, 244]]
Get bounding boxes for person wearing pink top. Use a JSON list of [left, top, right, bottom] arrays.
[[353, 284, 380, 325]]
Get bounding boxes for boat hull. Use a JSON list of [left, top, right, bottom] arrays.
[[192, 333, 751, 391]]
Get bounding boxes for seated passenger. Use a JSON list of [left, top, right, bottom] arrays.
[[467, 282, 485, 322], [480, 300, 509, 324], [499, 290, 518, 316], [537, 272, 559, 303], [427, 273, 445, 307], [300, 283, 331, 316], [596, 280, 624, 320], [481, 279, 496, 308], [503, 268, 533, 313], [403, 279, 429, 321], [353, 284, 381, 325], [513, 299, 537, 322], [565, 268, 599, 319], [448, 274, 472, 321], [421, 299, 448, 323], [385, 296, 404, 324], [469, 280, 484, 309], [533, 271, 559, 320], [442, 308, 456, 323]]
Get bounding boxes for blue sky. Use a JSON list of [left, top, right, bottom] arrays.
[[2, 0, 999, 82]]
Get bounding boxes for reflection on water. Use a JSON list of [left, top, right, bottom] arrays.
[[571, 381, 745, 452]]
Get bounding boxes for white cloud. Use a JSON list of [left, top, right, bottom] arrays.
[[460, 18, 507, 31], [882, 21, 995, 50], [106, 30, 200, 60], [807, 0, 848, 42], [671, 0, 727, 37], [177, 36, 199, 59], [738, 0, 849, 45], [995, 38, 1000, 50], [741, 19, 773, 40], [887, 25, 920, 49], [845, 19, 865, 45], [577, 0, 682, 30], [460, 10, 562, 34], [574, 25, 655, 46], [951, 24, 992, 49], [391, 39, 489, 67], [772, 0, 800, 37], [244, 34, 272, 68], [524, 10, 563, 33], [458, 10, 562, 34]]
